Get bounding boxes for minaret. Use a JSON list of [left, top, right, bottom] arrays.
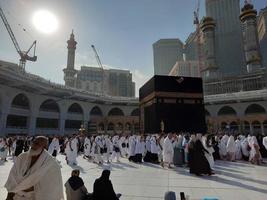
[[201, 16, 217, 79], [63, 30, 77, 87], [240, 1, 262, 73]]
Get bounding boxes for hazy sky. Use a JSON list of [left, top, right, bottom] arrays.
[[0, 0, 266, 96]]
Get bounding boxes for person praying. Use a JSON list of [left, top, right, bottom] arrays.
[[93, 170, 121, 200], [65, 169, 90, 200]]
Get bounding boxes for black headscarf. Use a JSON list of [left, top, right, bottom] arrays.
[[68, 176, 84, 191]]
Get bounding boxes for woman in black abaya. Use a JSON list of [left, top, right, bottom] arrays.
[[193, 140, 213, 176]]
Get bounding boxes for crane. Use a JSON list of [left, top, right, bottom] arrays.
[[194, 0, 203, 77], [91, 45, 105, 94], [0, 5, 37, 70]]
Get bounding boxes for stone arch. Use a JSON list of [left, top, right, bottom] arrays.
[[90, 106, 103, 117], [108, 107, 124, 116], [39, 99, 60, 112], [218, 106, 237, 116], [131, 108, 140, 116], [67, 103, 83, 114], [245, 104, 266, 115], [11, 93, 30, 110]]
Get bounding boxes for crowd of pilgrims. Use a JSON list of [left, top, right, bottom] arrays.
[[1, 132, 267, 175]]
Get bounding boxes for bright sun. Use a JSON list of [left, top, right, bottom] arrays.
[[33, 10, 58, 34]]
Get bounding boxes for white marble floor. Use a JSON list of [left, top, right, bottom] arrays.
[[0, 155, 267, 200]]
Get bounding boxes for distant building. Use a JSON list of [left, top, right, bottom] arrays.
[[205, 0, 245, 75], [169, 60, 200, 78], [63, 32, 135, 97], [258, 6, 267, 68], [153, 39, 184, 75]]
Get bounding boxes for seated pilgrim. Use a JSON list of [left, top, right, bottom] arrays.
[[93, 170, 121, 200], [65, 169, 90, 200]]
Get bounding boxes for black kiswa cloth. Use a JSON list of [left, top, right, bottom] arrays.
[[68, 176, 84, 191]]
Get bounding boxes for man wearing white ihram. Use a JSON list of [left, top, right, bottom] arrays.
[[48, 136, 60, 157], [5, 136, 64, 200], [162, 133, 174, 168]]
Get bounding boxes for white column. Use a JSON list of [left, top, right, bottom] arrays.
[[0, 112, 8, 136], [28, 115, 37, 136], [60, 118, 65, 135], [249, 123, 253, 134]]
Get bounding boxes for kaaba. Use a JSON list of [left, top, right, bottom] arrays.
[[139, 75, 206, 133]]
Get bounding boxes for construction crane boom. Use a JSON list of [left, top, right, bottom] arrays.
[[91, 44, 105, 94], [0, 4, 37, 69], [91, 45, 103, 70], [194, 0, 203, 77]]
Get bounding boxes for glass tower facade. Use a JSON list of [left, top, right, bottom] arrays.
[[205, 0, 245, 75]]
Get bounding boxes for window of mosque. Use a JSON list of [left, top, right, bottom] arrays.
[[68, 103, 83, 114], [218, 106, 237, 116], [11, 94, 30, 110], [36, 118, 59, 129], [39, 99, 60, 112], [245, 104, 266, 115], [65, 120, 82, 129], [90, 106, 103, 117], [108, 108, 124, 116], [6, 115, 28, 128], [131, 108, 140, 116]]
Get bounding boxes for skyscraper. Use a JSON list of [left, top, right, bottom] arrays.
[[205, 0, 245, 75], [153, 39, 184, 75]]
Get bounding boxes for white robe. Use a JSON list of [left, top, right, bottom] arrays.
[[83, 137, 91, 157], [5, 150, 64, 200], [219, 135, 228, 157], [263, 136, 267, 150], [163, 137, 174, 164], [202, 137, 214, 169], [227, 136, 236, 153], [48, 138, 60, 156], [241, 139, 250, 157], [65, 139, 78, 165], [235, 139, 242, 160], [150, 137, 159, 154], [135, 139, 145, 155], [0, 140, 8, 160], [128, 136, 136, 157]]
